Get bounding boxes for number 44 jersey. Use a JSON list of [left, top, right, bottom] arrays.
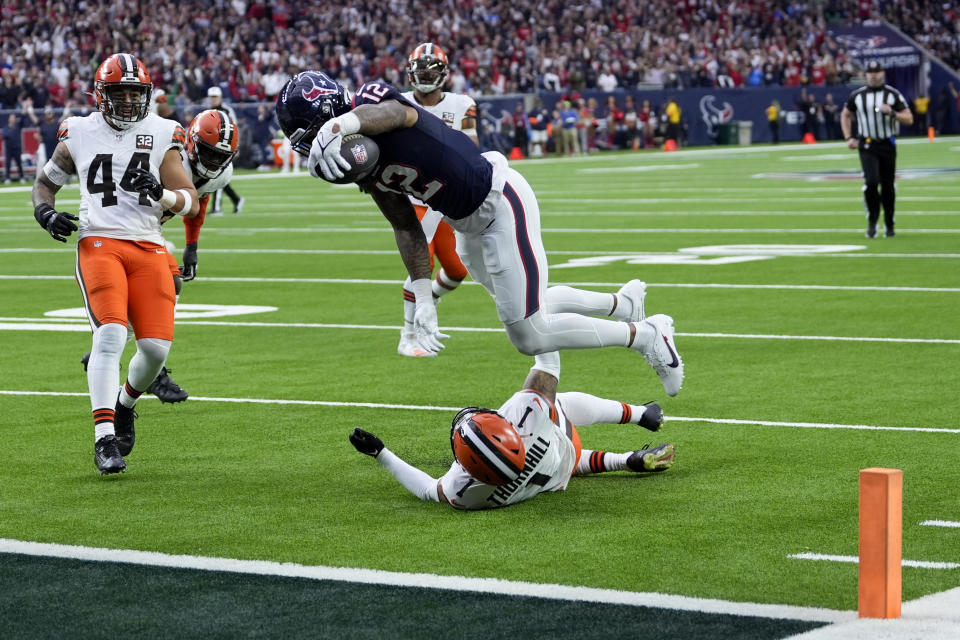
[[60, 111, 186, 244]]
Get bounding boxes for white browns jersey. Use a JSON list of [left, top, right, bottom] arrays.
[[402, 91, 478, 238], [181, 151, 233, 198], [440, 390, 578, 509], [61, 112, 185, 245], [401, 91, 477, 133]]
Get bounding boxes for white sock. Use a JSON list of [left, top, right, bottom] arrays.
[[432, 269, 462, 299], [95, 423, 115, 442], [575, 449, 630, 475], [402, 279, 415, 336], [88, 322, 126, 411], [557, 392, 649, 426], [545, 285, 616, 317]]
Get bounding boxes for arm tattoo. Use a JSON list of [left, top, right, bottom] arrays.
[[520, 370, 558, 403], [32, 143, 75, 207], [354, 102, 414, 135], [369, 188, 432, 281]]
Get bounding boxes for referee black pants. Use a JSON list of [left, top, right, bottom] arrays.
[[858, 140, 897, 231]]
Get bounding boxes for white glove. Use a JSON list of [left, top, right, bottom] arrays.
[[413, 299, 450, 355], [308, 119, 352, 181]]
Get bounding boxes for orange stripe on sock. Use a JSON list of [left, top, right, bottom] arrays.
[[620, 402, 632, 424]]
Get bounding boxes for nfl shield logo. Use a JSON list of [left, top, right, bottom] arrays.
[[351, 143, 368, 165]]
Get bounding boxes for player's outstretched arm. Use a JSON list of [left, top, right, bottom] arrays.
[[158, 148, 200, 217], [32, 142, 78, 242], [369, 187, 449, 353], [349, 428, 443, 503], [352, 102, 419, 136]]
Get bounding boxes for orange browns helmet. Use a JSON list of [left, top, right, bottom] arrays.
[[450, 407, 526, 486], [407, 42, 449, 94], [187, 109, 240, 179], [93, 53, 153, 130]]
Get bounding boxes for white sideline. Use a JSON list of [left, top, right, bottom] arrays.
[[1, 390, 957, 434], [0, 538, 854, 624], [783, 588, 960, 640]]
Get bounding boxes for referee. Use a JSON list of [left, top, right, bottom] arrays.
[[841, 60, 913, 238]]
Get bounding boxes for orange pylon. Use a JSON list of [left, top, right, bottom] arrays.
[[663, 139, 678, 151]]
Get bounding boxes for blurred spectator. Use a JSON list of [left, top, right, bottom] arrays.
[[2, 112, 25, 183], [557, 100, 580, 156], [528, 97, 550, 158], [511, 101, 529, 158]]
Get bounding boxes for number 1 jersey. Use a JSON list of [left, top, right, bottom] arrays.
[[60, 112, 186, 244]]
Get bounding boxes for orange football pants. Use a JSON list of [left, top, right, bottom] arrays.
[[414, 204, 468, 280], [76, 236, 177, 340]]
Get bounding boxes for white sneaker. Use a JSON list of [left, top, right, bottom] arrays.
[[633, 314, 683, 397], [616, 279, 647, 322], [398, 333, 435, 358]]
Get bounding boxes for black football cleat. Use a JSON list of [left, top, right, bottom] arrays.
[[94, 435, 126, 474], [627, 443, 676, 473], [114, 400, 137, 456], [81, 352, 90, 371], [148, 367, 188, 403], [637, 402, 664, 432]]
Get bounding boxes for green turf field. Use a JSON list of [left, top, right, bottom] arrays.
[[1, 138, 958, 638]]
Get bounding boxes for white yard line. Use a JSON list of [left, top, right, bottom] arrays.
[[0, 537, 853, 623], [1, 390, 956, 433], [1, 315, 958, 345], [920, 520, 960, 528], [0, 273, 958, 292], [788, 553, 960, 570]]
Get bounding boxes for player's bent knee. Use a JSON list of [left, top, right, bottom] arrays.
[[93, 323, 128, 357], [135, 337, 172, 367], [504, 318, 551, 355]]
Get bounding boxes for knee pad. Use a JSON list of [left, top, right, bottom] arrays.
[[504, 314, 551, 355], [92, 323, 128, 360], [135, 337, 171, 368]]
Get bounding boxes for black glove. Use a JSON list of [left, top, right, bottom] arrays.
[[34, 203, 79, 243], [180, 243, 198, 282], [349, 428, 384, 458], [130, 168, 164, 201]]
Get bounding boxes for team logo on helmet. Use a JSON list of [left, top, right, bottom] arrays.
[[450, 407, 526, 486], [302, 76, 341, 102]]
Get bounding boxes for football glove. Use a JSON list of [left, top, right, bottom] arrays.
[[349, 428, 384, 458], [34, 203, 78, 243], [129, 168, 164, 201], [413, 299, 449, 354], [180, 243, 198, 282], [308, 119, 352, 181]]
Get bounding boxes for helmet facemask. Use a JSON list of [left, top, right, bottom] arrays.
[[99, 83, 151, 130], [408, 56, 448, 93]]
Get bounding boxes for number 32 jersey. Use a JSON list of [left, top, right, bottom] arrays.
[[60, 112, 186, 244], [353, 80, 492, 220], [439, 390, 578, 510]]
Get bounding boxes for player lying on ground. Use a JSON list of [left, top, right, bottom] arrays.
[[349, 352, 675, 510], [276, 70, 684, 397]]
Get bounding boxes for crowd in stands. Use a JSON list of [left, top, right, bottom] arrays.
[[2, 0, 959, 178], [2, 0, 958, 114]]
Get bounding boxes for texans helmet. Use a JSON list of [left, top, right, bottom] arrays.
[[450, 407, 526, 486], [276, 71, 352, 157]]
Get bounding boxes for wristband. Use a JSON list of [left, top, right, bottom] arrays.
[[334, 111, 361, 136], [159, 188, 177, 209], [171, 189, 193, 216], [410, 278, 433, 303]]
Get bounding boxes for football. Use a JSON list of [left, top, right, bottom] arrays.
[[323, 134, 380, 185]]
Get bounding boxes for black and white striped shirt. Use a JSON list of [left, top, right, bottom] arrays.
[[845, 84, 908, 141]]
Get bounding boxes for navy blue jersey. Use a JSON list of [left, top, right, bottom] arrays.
[[353, 80, 492, 220]]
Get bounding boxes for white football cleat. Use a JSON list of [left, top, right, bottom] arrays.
[[616, 279, 647, 322], [397, 333, 436, 358], [633, 314, 683, 397]]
